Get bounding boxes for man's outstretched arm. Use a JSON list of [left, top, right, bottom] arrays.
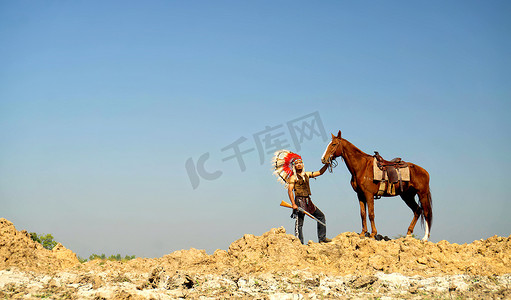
[[310, 163, 330, 178]]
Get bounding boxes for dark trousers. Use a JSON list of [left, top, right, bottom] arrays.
[[294, 198, 326, 244]]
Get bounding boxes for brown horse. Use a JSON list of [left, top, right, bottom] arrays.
[[321, 130, 433, 241]]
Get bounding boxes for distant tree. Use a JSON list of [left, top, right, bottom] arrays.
[[29, 232, 58, 250], [85, 253, 136, 262], [394, 233, 418, 239], [109, 254, 122, 261], [88, 254, 107, 261]]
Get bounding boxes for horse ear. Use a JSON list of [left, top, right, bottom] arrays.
[[337, 130, 342, 138], [331, 133, 336, 140]]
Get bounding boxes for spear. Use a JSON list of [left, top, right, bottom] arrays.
[[280, 200, 326, 227]]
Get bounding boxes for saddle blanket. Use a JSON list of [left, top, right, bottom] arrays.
[[373, 157, 410, 181]]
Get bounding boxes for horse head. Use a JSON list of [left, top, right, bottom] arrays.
[[321, 130, 343, 164]]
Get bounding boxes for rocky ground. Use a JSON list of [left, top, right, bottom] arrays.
[[1, 218, 510, 299]]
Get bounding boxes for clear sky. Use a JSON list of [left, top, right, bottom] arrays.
[[1, 1, 510, 259]]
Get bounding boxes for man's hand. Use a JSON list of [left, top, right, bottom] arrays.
[[292, 203, 298, 210]]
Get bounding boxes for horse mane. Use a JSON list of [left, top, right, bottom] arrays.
[[341, 137, 371, 159]]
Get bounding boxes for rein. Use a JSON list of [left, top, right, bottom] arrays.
[[327, 139, 342, 173], [328, 157, 338, 172]]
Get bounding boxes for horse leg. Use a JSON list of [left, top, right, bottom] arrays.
[[366, 194, 377, 238], [423, 221, 430, 242], [357, 193, 368, 237], [401, 193, 421, 236]]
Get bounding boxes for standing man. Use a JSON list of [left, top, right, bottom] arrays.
[[273, 150, 331, 244]]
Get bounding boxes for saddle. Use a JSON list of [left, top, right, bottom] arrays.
[[373, 151, 409, 197]]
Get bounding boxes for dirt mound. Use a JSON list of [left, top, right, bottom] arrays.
[[1, 218, 510, 278], [0, 218, 79, 272], [1, 219, 510, 298], [82, 226, 508, 278]]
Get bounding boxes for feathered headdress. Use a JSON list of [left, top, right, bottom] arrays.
[[272, 150, 302, 186]]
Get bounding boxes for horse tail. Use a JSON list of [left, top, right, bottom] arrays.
[[419, 186, 433, 230]]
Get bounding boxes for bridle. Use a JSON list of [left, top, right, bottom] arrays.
[[326, 139, 342, 173]]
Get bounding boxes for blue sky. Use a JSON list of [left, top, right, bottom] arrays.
[[1, 1, 510, 258]]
